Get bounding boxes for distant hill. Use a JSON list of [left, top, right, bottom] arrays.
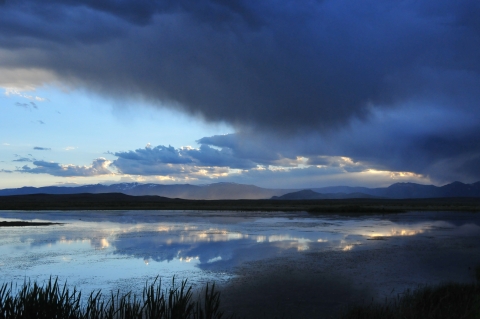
[[271, 189, 379, 200], [0, 182, 293, 200], [1, 181, 480, 200], [312, 181, 480, 199]]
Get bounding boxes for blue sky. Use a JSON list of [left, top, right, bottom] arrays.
[[0, 86, 235, 188], [2, 85, 428, 189], [1, 0, 479, 189]]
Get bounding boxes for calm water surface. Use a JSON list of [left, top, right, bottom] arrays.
[[0, 210, 479, 296]]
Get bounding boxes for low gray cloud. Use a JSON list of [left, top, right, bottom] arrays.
[[197, 101, 480, 184], [113, 145, 192, 165], [112, 145, 195, 176], [11, 138, 422, 186], [306, 156, 371, 173], [111, 144, 255, 176], [110, 142, 378, 182], [182, 145, 256, 169], [33, 146, 51, 151], [17, 158, 112, 177], [13, 157, 33, 162], [112, 160, 197, 177], [199, 133, 298, 163], [207, 165, 406, 189]]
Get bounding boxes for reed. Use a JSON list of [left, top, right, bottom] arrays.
[[0, 277, 230, 319], [2, 276, 479, 318]]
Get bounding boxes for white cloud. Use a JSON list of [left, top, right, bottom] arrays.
[[4, 88, 48, 102]]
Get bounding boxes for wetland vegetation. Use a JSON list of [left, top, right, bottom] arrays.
[[0, 277, 228, 319], [1, 274, 479, 319]]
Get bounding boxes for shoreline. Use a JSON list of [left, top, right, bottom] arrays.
[[1, 193, 480, 212]]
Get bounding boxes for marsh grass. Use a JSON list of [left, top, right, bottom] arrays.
[[0, 277, 230, 319], [341, 282, 480, 319], [2, 276, 480, 319]]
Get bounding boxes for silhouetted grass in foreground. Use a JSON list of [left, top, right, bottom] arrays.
[[0, 277, 230, 319], [2, 276, 480, 319]]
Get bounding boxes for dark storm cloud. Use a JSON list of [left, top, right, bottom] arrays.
[[33, 146, 51, 150], [17, 158, 112, 177], [2, 0, 480, 184], [1, 0, 479, 132]]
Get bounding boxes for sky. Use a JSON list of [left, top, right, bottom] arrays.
[[1, 0, 479, 190]]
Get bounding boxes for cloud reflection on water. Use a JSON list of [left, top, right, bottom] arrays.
[[0, 211, 479, 295]]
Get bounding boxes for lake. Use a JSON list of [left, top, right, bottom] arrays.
[[1, 210, 479, 318]]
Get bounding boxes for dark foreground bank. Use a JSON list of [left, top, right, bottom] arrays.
[[342, 283, 480, 319], [1, 275, 479, 319], [1, 193, 480, 212], [0, 221, 63, 227]]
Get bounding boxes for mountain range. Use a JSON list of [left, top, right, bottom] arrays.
[[1, 181, 480, 200], [0, 182, 291, 200], [310, 181, 480, 199], [271, 189, 381, 200]]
